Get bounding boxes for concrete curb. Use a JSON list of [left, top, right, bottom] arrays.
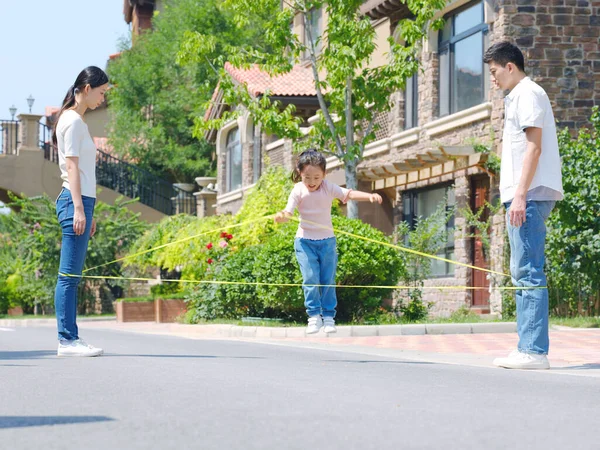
[[0, 318, 517, 337]]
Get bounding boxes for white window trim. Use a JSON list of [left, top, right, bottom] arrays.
[[266, 138, 285, 152], [423, 102, 492, 137], [217, 183, 257, 205]]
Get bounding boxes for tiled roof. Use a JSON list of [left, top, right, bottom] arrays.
[[224, 62, 316, 97]]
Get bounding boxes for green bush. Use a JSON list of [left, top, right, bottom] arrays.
[[334, 216, 407, 322], [185, 245, 265, 321], [130, 166, 409, 322], [253, 222, 305, 321], [546, 107, 600, 317]]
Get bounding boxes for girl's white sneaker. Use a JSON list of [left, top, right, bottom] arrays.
[[306, 316, 323, 334], [323, 317, 337, 334]]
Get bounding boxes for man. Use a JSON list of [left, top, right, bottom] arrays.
[[483, 42, 563, 370]]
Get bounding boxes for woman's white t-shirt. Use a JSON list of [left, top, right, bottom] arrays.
[[56, 109, 97, 198]]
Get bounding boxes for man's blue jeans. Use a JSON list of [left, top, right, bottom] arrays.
[[505, 200, 555, 355], [294, 237, 338, 318], [55, 188, 95, 341]]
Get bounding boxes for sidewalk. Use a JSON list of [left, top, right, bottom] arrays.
[[3, 318, 599, 378]]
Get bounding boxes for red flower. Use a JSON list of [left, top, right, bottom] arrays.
[[206, 242, 213, 250], [227, 234, 233, 240], [220, 231, 228, 238], [207, 258, 213, 264]]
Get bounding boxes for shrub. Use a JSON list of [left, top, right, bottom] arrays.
[[546, 107, 600, 317], [185, 245, 265, 321]]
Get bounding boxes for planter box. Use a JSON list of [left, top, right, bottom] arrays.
[[116, 300, 155, 323], [116, 299, 186, 323], [8, 306, 23, 316], [155, 298, 186, 323]]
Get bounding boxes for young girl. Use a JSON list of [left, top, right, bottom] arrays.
[[53, 66, 109, 357], [275, 150, 382, 334]]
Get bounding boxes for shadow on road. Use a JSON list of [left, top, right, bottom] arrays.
[[0, 350, 55, 360], [0, 416, 114, 429], [105, 354, 266, 359], [322, 359, 435, 365]]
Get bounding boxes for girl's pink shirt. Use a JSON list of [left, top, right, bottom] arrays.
[[284, 179, 351, 239]]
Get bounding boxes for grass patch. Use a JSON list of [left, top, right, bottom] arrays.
[[550, 317, 600, 328]]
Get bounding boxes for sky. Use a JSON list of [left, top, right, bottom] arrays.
[[0, 0, 130, 213], [0, 0, 130, 120]]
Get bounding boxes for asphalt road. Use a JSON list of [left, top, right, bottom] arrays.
[[1, 326, 599, 450]]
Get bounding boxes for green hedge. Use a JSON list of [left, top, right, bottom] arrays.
[[130, 167, 407, 323]]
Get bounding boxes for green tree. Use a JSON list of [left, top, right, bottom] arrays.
[[0, 194, 148, 314], [179, 0, 445, 218], [108, 0, 276, 183]]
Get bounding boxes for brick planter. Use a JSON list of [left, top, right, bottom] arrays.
[[7, 306, 23, 316], [155, 298, 186, 323], [116, 298, 186, 323], [116, 300, 155, 323]]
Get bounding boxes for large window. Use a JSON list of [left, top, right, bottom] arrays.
[[252, 123, 262, 183], [226, 127, 242, 192], [402, 184, 455, 277], [438, 1, 488, 117], [304, 8, 323, 56], [404, 73, 419, 129]]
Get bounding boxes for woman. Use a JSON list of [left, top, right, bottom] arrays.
[[53, 66, 109, 357]]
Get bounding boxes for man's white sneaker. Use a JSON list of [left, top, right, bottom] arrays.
[[57, 339, 104, 357], [493, 350, 549, 370], [306, 316, 323, 334], [323, 317, 337, 334]]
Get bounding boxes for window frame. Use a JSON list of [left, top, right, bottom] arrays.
[[404, 72, 419, 130], [402, 183, 456, 278], [225, 127, 242, 193], [438, 0, 488, 117]]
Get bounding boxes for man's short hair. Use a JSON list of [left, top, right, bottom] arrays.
[[483, 41, 525, 72]]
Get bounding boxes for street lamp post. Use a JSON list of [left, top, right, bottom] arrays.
[[9, 105, 17, 120], [27, 95, 35, 113]]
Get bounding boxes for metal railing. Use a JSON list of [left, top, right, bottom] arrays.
[[0, 119, 19, 155], [39, 122, 196, 216]]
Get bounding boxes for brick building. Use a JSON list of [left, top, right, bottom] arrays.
[[208, 0, 600, 316]]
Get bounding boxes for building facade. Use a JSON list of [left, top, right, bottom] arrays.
[[210, 0, 600, 316]]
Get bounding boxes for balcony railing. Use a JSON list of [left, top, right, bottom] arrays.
[[39, 123, 196, 216]]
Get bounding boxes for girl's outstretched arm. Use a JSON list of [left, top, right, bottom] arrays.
[[348, 190, 383, 204]]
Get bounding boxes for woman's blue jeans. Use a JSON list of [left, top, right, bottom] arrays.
[[55, 188, 95, 341], [294, 237, 338, 318], [505, 200, 555, 355]]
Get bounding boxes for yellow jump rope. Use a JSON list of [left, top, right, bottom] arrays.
[[60, 214, 540, 291]]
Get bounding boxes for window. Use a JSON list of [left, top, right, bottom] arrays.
[[226, 127, 242, 192], [404, 73, 419, 129], [304, 8, 322, 56], [402, 185, 455, 277], [438, 1, 488, 117], [252, 123, 262, 183]]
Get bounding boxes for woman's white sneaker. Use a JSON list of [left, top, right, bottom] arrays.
[[493, 350, 549, 369], [306, 316, 323, 334], [57, 339, 104, 357], [323, 317, 337, 334]]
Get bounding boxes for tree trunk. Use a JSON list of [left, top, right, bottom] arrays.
[[345, 160, 359, 219]]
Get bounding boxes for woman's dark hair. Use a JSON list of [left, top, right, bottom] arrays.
[[52, 66, 109, 145], [483, 41, 525, 72], [292, 149, 327, 182]]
